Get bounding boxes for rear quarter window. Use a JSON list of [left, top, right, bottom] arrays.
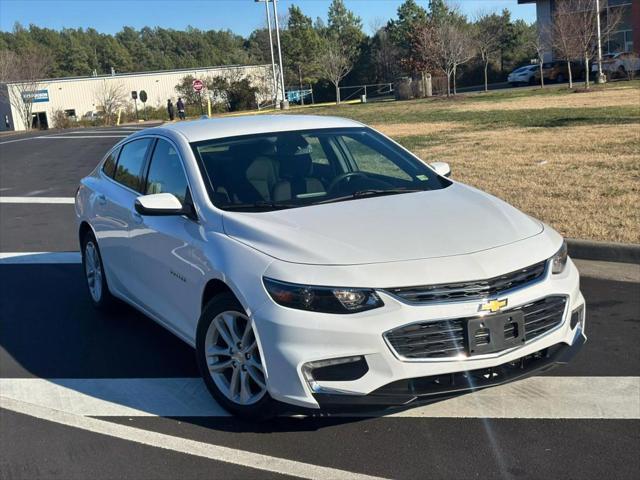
[[113, 138, 153, 192], [102, 147, 119, 178]]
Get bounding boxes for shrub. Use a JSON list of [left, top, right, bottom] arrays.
[[51, 109, 74, 129]]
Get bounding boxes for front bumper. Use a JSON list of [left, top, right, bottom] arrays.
[[313, 328, 585, 408], [253, 257, 585, 409]]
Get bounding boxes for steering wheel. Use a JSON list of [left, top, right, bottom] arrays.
[[328, 172, 369, 193]]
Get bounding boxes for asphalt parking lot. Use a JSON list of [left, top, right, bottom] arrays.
[[0, 126, 639, 480]]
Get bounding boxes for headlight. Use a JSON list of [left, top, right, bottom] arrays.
[[263, 278, 384, 314], [551, 241, 568, 274]]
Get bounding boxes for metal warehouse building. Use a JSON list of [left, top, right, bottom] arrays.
[[0, 64, 275, 132]]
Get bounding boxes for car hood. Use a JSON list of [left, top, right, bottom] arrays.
[[222, 183, 544, 266]]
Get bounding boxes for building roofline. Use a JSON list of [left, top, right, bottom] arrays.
[[2, 63, 271, 86]]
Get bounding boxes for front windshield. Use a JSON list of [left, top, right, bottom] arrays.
[[191, 127, 451, 212]]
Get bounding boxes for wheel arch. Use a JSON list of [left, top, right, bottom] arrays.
[[78, 221, 96, 247], [201, 278, 237, 314]]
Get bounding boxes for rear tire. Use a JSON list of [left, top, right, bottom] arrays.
[[196, 292, 277, 420], [81, 231, 116, 310]]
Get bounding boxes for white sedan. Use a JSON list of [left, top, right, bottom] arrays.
[[75, 115, 586, 419]]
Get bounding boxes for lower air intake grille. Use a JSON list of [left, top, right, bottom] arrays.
[[385, 296, 567, 360]]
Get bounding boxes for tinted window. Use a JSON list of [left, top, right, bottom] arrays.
[[114, 139, 152, 192], [145, 139, 189, 203], [102, 147, 119, 178]]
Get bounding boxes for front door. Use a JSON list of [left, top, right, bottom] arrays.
[[128, 138, 205, 339]]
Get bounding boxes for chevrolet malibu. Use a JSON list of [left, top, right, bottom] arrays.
[[75, 116, 586, 419]]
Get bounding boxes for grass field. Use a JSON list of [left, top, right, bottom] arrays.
[[288, 82, 640, 243]]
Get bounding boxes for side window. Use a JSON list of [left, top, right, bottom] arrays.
[[342, 136, 412, 181], [304, 136, 329, 166], [114, 139, 152, 192], [145, 139, 189, 203], [102, 147, 119, 178]]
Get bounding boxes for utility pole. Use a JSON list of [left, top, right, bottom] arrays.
[[272, 0, 289, 109], [260, 0, 278, 107], [595, 0, 606, 83]]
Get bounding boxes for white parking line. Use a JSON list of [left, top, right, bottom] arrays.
[[0, 196, 75, 204], [0, 252, 81, 264], [0, 396, 387, 480], [36, 135, 129, 139], [0, 135, 127, 145], [58, 130, 133, 135], [1, 376, 638, 419]]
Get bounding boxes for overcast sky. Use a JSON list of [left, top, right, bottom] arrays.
[[0, 0, 536, 36]]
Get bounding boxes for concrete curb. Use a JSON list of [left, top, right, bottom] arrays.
[[567, 238, 640, 264]]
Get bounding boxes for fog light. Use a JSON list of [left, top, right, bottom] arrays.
[[302, 356, 368, 391], [570, 305, 584, 329]]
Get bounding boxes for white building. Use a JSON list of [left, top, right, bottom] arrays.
[[0, 64, 276, 132]]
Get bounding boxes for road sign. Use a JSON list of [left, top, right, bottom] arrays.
[[131, 91, 137, 100], [192, 79, 204, 92], [139, 90, 147, 103]]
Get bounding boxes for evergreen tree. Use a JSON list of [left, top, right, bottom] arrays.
[[284, 5, 321, 96]]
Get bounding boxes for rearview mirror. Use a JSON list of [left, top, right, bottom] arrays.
[[430, 161, 451, 178], [135, 193, 185, 216]]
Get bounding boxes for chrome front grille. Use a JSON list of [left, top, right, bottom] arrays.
[[385, 260, 548, 304], [385, 295, 567, 360]]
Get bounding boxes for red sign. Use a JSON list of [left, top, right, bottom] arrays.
[[192, 79, 204, 92]]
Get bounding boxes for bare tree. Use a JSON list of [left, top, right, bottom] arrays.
[[474, 12, 502, 92], [0, 49, 52, 130], [558, 0, 622, 88], [94, 81, 127, 126], [317, 34, 355, 104], [528, 28, 548, 88], [551, 1, 582, 88], [433, 22, 475, 96]]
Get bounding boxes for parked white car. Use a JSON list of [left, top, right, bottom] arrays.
[[507, 65, 538, 85], [75, 116, 586, 418], [592, 52, 640, 78]]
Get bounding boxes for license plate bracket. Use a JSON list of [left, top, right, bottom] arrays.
[[467, 311, 525, 356]]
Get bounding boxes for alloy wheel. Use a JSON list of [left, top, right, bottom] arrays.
[[204, 311, 267, 405], [84, 241, 103, 302]]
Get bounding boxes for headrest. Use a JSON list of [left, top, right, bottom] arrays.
[[279, 152, 313, 179]]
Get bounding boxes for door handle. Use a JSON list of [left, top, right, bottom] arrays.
[[132, 212, 143, 224], [97, 194, 106, 206]]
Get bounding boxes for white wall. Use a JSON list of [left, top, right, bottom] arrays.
[[4, 64, 275, 131]]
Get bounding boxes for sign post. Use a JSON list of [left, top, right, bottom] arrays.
[[131, 91, 139, 121], [192, 79, 204, 116], [139, 90, 148, 121]]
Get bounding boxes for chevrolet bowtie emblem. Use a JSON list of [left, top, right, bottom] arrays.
[[479, 299, 508, 313]]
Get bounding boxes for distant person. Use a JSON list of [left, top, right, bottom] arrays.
[[177, 97, 185, 120], [167, 99, 175, 121], [4, 115, 9, 130]]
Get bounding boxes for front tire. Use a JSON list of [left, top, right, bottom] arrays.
[[196, 292, 276, 420], [82, 232, 116, 310]]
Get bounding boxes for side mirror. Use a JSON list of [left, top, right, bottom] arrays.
[[430, 161, 451, 178], [135, 193, 185, 216]]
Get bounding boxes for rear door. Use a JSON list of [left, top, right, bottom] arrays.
[[95, 137, 153, 296], [128, 138, 204, 339]]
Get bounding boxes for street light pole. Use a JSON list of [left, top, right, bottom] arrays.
[[595, 0, 606, 83], [272, 0, 289, 109], [260, 0, 279, 107]]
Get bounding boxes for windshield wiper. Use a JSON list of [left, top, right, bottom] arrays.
[[221, 201, 299, 211], [316, 188, 424, 205]]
